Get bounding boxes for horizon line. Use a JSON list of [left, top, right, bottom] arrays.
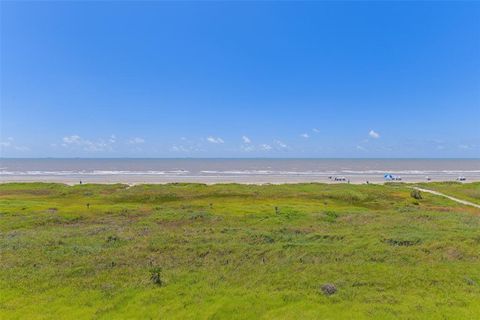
[[1, 157, 479, 160]]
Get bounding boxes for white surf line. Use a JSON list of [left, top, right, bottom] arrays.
[[413, 187, 480, 209]]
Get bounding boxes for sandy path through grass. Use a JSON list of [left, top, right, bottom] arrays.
[[413, 187, 480, 209]]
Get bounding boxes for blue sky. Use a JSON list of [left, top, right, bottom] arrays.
[[1, 1, 479, 158]]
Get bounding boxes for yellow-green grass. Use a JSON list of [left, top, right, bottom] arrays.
[[1, 182, 479, 319]]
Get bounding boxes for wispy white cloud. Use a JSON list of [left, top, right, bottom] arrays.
[[0, 137, 29, 151], [312, 128, 320, 133], [274, 140, 288, 149], [242, 135, 251, 144], [356, 145, 367, 151], [0, 137, 13, 147], [171, 137, 204, 153], [171, 145, 189, 152], [260, 144, 272, 151], [240, 145, 255, 152], [207, 136, 224, 144], [369, 130, 380, 139], [300, 133, 310, 139], [171, 142, 202, 153], [239, 139, 286, 153], [62, 135, 113, 152], [62, 135, 82, 144], [127, 137, 145, 144], [14, 146, 30, 151]]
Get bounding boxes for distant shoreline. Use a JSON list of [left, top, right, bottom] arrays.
[[1, 176, 479, 185], [2, 158, 479, 185]]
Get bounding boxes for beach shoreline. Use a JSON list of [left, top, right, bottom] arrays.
[[1, 175, 479, 185]]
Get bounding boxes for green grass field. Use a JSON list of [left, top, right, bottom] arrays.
[[1, 182, 479, 319]]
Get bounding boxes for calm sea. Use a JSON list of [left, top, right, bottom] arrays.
[[1, 158, 479, 183]]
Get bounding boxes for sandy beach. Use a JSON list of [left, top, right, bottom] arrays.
[[2, 170, 479, 185]]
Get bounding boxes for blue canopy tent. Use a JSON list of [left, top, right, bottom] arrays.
[[384, 173, 402, 181]]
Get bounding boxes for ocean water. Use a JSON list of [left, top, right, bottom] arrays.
[[1, 158, 479, 184]]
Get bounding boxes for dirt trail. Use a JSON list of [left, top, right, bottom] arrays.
[[413, 187, 480, 209]]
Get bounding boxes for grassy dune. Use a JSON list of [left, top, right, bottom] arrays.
[[1, 182, 480, 319]]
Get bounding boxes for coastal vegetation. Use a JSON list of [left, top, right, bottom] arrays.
[[1, 182, 479, 319]]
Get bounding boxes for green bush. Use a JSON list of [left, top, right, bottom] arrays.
[[150, 267, 163, 286], [410, 189, 422, 200]]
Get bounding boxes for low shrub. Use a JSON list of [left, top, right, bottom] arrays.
[[320, 283, 337, 296], [150, 267, 163, 286], [410, 189, 422, 200]]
